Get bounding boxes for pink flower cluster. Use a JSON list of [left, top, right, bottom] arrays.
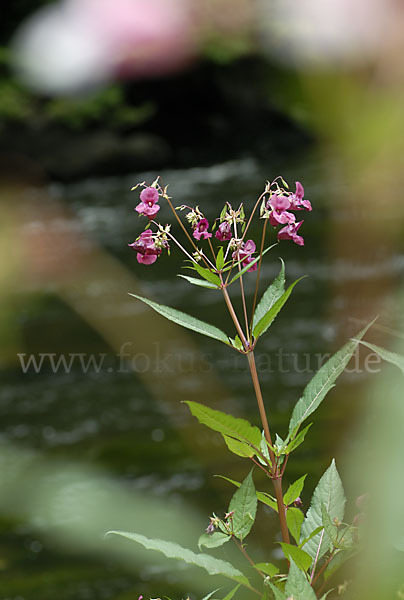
[[193, 218, 212, 241], [266, 182, 312, 246], [128, 229, 162, 265], [135, 186, 160, 219], [129, 177, 312, 268], [215, 221, 232, 241], [233, 240, 258, 272]]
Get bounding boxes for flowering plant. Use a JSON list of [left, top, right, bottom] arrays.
[[108, 177, 372, 600]]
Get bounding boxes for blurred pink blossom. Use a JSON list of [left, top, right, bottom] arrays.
[[13, 0, 196, 93]]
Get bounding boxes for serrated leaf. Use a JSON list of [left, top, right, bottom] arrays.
[[321, 503, 338, 546], [221, 584, 240, 600], [299, 526, 324, 549], [253, 277, 305, 339], [286, 508, 305, 545], [288, 321, 375, 436], [223, 435, 255, 458], [229, 245, 276, 285], [191, 263, 222, 286], [185, 402, 262, 449], [228, 470, 257, 540], [285, 559, 317, 599], [358, 340, 404, 374], [130, 294, 229, 345], [266, 583, 288, 600], [285, 424, 312, 454], [216, 247, 225, 270], [198, 531, 231, 550], [107, 531, 249, 586], [280, 543, 312, 572], [216, 476, 278, 512], [178, 274, 218, 289], [284, 475, 307, 506], [257, 491, 278, 512], [252, 259, 285, 331], [300, 460, 346, 561], [255, 562, 280, 578]]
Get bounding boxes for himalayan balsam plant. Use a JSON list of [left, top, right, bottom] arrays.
[[108, 177, 373, 600]]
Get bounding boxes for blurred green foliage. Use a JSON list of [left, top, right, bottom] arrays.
[[0, 46, 156, 129]]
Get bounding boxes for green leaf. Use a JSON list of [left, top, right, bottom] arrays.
[[229, 245, 276, 285], [285, 424, 312, 454], [202, 590, 221, 600], [222, 584, 240, 600], [279, 543, 312, 572], [220, 204, 228, 222], [358, 340, 404, 375], [257, 491, 278, 512], [107, 531, 249, 586], [284, 475, 307, 506], [223, 435, 255, 458], [185, 402, 262, 450], [198, 531, 231, 550], [228, 470, 257, 540], [321, 503, 338, 547], [190, 262, 222, 286], [288, 321, 375, 436], [285, 559, 317, 599], [286, 508, 304, 545], [299, 526, 324, 549], [266, 583, 288, 600], [255, 562, 280, 578], [253, 277, 305, 339], [300, 460, 346, 561], [216, 475, 278, 512], [252, 259, 285, 331], [178, 274, 218, 289], [216, 247, 225, 270], [130, 294, 229, 345], [231, 335, 244, 351]]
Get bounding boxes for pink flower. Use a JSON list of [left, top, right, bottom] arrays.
[[215, 221, 232, 241], [232, 239, 257, 272], [193, 218, 212, 241], [135, 186, 160, 219], [128, 229, 162, 264], [289, 182, 312, 211], [277, 221, 305, 246], [267, 194, 296, 226]]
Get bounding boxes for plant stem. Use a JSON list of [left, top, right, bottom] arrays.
[[232, 536, 265, 579], [239, 273, 250, 341], [222, 287, 248, 349], [250, 219, 268, 329], [246, 351, 290, 545], [164, 195, 212, 271]]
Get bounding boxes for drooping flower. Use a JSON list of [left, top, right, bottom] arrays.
[[135, 186, 160, 219], [193, 218, 212, 241], [128, 229, 162, 264], [289, 182, 312, 211], [215, 221, 232, 241], [267, 194, 296, 226], [232, 239, 257, 271], [277, 221, 305, 246]]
